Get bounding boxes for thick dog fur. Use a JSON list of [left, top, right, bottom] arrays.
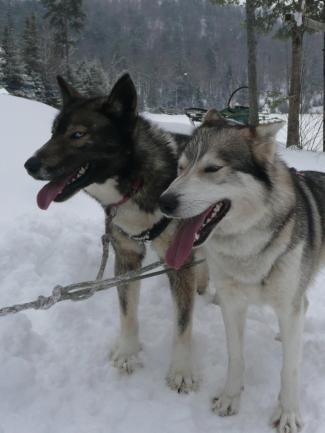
[[160, 110, 325, 432], [24, 74, 209, 392]]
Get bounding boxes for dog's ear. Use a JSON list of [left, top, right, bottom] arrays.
[[57, 76, 82, 106], [102, 73, 137, 120], [255, 121, 285, 140], [201, 108, 228, 129], [202, 109, 227, 128], [249, 121, 285, 164]]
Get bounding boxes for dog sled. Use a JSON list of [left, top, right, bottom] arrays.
[[185, 86, 282, 125]]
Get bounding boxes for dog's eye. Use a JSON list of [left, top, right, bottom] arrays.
[[204, 165, 221, 173], [71, 131, 86, 139]]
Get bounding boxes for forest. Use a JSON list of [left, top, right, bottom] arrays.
[[0, 0, 322, 112]]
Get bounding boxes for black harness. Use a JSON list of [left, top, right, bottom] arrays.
[[104, 179, 172, 243], [130, 216, 171, 242]]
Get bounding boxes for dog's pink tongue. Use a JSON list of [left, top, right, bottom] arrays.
[[37, 176, 71, 210], [165, 207, 212, 269]]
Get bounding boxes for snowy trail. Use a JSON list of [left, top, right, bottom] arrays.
[[0, 95, 325, 433]]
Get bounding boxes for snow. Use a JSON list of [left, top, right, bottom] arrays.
[[143, 112, 195, 135], [1, 95, 325, 433], [0, 88, 8, 95]]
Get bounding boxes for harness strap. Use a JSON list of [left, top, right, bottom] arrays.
[[130, 217, 171, 242], [108, 179, 143, 216], [104, 178, 171, 242], [96, 179, 142, 280]]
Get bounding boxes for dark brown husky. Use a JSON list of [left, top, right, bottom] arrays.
[[24, 74, 208, 392]]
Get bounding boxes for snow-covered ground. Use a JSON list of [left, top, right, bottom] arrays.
[[1, 94, 325, 433], [276, 113, 323, 152]]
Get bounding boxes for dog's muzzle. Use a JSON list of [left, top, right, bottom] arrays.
[[24, 157, 42, 176], [159, 193, 179, 216]]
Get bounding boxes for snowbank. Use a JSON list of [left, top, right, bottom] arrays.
[[0, 95, 325, 433]]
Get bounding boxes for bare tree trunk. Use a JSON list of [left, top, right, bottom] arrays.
[[246, 0, 259, 127], [287, 25, 304, 148]]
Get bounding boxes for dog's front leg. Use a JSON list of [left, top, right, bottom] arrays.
[[212, 291, 248, 416], [194, 247, 209, 295], [109, 227, 145, 374], [271, 299, 305, 433], [166, 265, 198, 393]]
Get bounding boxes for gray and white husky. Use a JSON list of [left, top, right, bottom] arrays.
[[24, 74, 209, 393], [159, 109, 325, 432]]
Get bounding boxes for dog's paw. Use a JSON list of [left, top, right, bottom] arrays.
[[109, 340, 143, 375], [110, 351, 143, 374], [166, 370, 199, 393], [271, 405, 303, 433], [212, 392, 241, 417]]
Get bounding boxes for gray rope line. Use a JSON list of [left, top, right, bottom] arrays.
[[95, 214, 113, 281], [0, 259, 204, 317], [95, 233, 110, 281]]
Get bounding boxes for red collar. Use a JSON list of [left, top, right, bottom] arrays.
[[106, 179, 143, 217]]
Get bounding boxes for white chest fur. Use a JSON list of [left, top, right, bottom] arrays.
[[85, 180, 161, 236], [85, 178, 123, 206], [206, 217, 298, 305]]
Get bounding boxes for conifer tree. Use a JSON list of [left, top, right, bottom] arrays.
[[258, 0, 324, 147], [70, 59, 109, 97], [40, 0, 86, 75], [21, 14, 46, 101], [0, 46, 6, 89], [22, 14, 43, 74], [1, 13, 26, 96]]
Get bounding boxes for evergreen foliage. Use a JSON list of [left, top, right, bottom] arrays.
[[40, 0, 86, 74], [0, 0, 322, 113], [1, 13, 26, 96], [0, 46, 6, 88]]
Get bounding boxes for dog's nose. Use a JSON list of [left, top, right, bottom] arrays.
[[24, 157, 42, 174], [159, 193, 179, 215]]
